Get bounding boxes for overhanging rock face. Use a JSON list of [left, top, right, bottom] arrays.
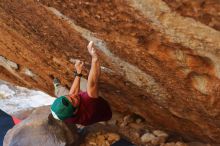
[[0, 0, 220, 144]]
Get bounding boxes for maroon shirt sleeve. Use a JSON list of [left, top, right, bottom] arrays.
[[64, 92, 112, 126]]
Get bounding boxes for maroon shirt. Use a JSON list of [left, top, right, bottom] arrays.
[[64, 91, 112, 126]]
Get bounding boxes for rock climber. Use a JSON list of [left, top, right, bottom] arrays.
[[50, 41, 112, 126]]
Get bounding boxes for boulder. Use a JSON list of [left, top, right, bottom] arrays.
[[0, 0, 220, 144], [3, 106, 78, 146]]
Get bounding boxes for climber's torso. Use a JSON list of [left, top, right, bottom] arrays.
[[64, 91, 112, 126]]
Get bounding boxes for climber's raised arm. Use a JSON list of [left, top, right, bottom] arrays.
[[87, 41, 100, 98], [69, 60, 84, 95]]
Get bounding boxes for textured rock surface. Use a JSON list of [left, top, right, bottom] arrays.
[[3, 106, 78, 146], [163, 0, 220, 31], [0, 0, 220, 144]]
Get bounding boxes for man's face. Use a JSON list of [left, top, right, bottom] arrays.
[[66, 95, 80, 113]]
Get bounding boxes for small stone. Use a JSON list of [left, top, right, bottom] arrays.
[[153, 130, 168, 138], [133, 132, 140, 138], [119, 121, 127, 127], [123, 115, 132, 122], [107, 119, 117, 125], [161, 142, 175, 146], [151, 136, 166, 145], [99, 121, 107, 125], [96, 135, 106, 145], [97, 135, 105, 141], [176, 142, 188, 146], [128, 123, 144, 130], [107, 133, 120, 143], [141, 133, 156, 143], [122, 115, 133, 125], [105, 141, 111, 146], [89, 141, 97, 145], [161, 142, 188, 146]]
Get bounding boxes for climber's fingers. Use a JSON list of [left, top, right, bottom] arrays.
[[87, 41, 93, 50]]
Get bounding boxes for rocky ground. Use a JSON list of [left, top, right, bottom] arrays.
[[79, 111, 212, 146], [9, 106, 212, 146]]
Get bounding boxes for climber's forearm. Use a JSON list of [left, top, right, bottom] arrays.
[[69, 76, 81, 95], [89, 57, 100, 84]]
